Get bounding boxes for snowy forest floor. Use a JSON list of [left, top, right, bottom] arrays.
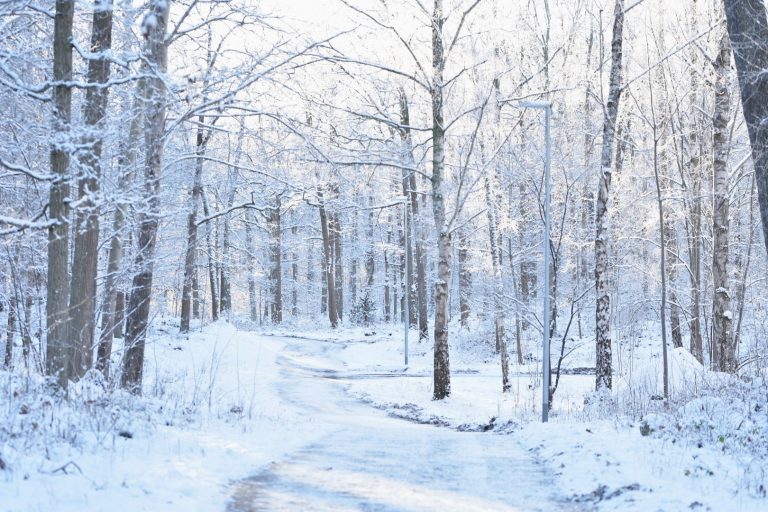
[[1, 320, 767, 511]]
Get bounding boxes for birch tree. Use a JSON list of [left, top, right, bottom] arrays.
[[712, 31, 734, 372], [594, 0, 625, 391]]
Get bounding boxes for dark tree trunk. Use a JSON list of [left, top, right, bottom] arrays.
[[292, 223, 299, 318], [120, 0, 169, 394], [319, 193, 338, 328], [384, 227, 391, 322], [724, 0, 768, 261], [180, 117, 206, 333], [45, 0, 75, 387], [269, 196, 282, 323], [97, 97, 140, 375], [4, 294, 15, 369], [331, 212, 343, 321], [457, 229, 471, 327], [67, 0, 114, 380], [202, 193, 218, 321]]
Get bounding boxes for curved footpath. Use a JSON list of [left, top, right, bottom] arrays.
[[227, 336, 580, 512]]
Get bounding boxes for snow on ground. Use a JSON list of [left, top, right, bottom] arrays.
[[0, 321, 333, 512], [325, 322, 768, 511], [2, 319, 767, 511]]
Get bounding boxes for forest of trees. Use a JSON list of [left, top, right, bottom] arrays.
[[4, 0, 768, 401]]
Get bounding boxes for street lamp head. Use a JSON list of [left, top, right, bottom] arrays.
[[519, 100, 552, 109]]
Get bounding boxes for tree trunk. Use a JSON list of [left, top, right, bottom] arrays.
[[457, 229, 471, 327], [712, 32, 734, 372], [97, 95, 141, 376], [594, 0, 624, 391], [219, 166, 237, 315], [384, 224, 391, 322], [684, 32, 705, 364], [331, 212, 343, 321], [21, 292, 33, 369], [485, 174, 510, 391], [111, 291, 124, 338], [412, 181, 428, 340], [4, 294, 15, 369], [292, 223, 299, 318], [120, 0, 169, 394], [350, 209, 358, 307], [180, 117, 206, 333], [687, 181, 704, 363], [365, 197, 375, 290], [664, 219, 684, 349], [269, 196, 283, 323], [202, 192, 218, 321], [724, 0, 768, 260], [652, 123, 670, 399], [67, 0, 114, 380], [45, 0, 75, 387], [431, 0, 451, 400], [244, 208, 258, 322], [519, 183, 537, 331], [319, 193, 338, 328]]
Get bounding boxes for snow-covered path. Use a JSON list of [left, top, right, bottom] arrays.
[[227, 336, 580, 512]]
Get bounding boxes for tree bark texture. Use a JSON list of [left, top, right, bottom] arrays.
[[67, 0, 114, 380], [724, 0, 768, 262], [269, 196, 283, 323], [319, 193, 338, 328], [46, 0, 75, 387], [180, 116, 207, 333], [712, 31, 735, 372], [431, 0, 451, 400], [120, 0, 169, 393], [594, 0, 624, 391]]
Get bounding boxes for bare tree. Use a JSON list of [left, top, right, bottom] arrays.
[[712, 31, 734, 372], [68, 0, 114, 378], [120, 0, 170, 393], [594, 0, 624, 391], [724, 0, 768, 261], [45, 0, 75, 387]]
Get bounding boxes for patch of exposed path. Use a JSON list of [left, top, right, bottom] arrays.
[[227, 335, 586, 512]]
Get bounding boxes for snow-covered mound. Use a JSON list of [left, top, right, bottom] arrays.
[[614, 347, 722, 407]]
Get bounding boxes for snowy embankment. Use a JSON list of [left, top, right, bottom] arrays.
[[0, 321, 331, 512], [331, 324, 768, 512]]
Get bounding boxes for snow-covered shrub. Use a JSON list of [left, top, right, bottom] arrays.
[[635, 377, 768, 496], [350, 291, 376, 326]]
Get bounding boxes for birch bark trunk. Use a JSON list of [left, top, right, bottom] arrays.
[[594, 0, 624, 391], [712, 32, 734, 372], [431, 0, 451, 399]]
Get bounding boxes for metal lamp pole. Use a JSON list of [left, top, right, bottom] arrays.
[[403, 198, 410, 367], [520, 101, 552, 423]]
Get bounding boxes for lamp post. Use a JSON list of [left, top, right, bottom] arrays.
[[519, 101, 552, 423], [403, 197, 410, 367], [393, 195, 410, 367]]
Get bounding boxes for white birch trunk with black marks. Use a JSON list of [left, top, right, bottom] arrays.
[[594, 0, 624, 391], [712, 32, 734, 372]]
